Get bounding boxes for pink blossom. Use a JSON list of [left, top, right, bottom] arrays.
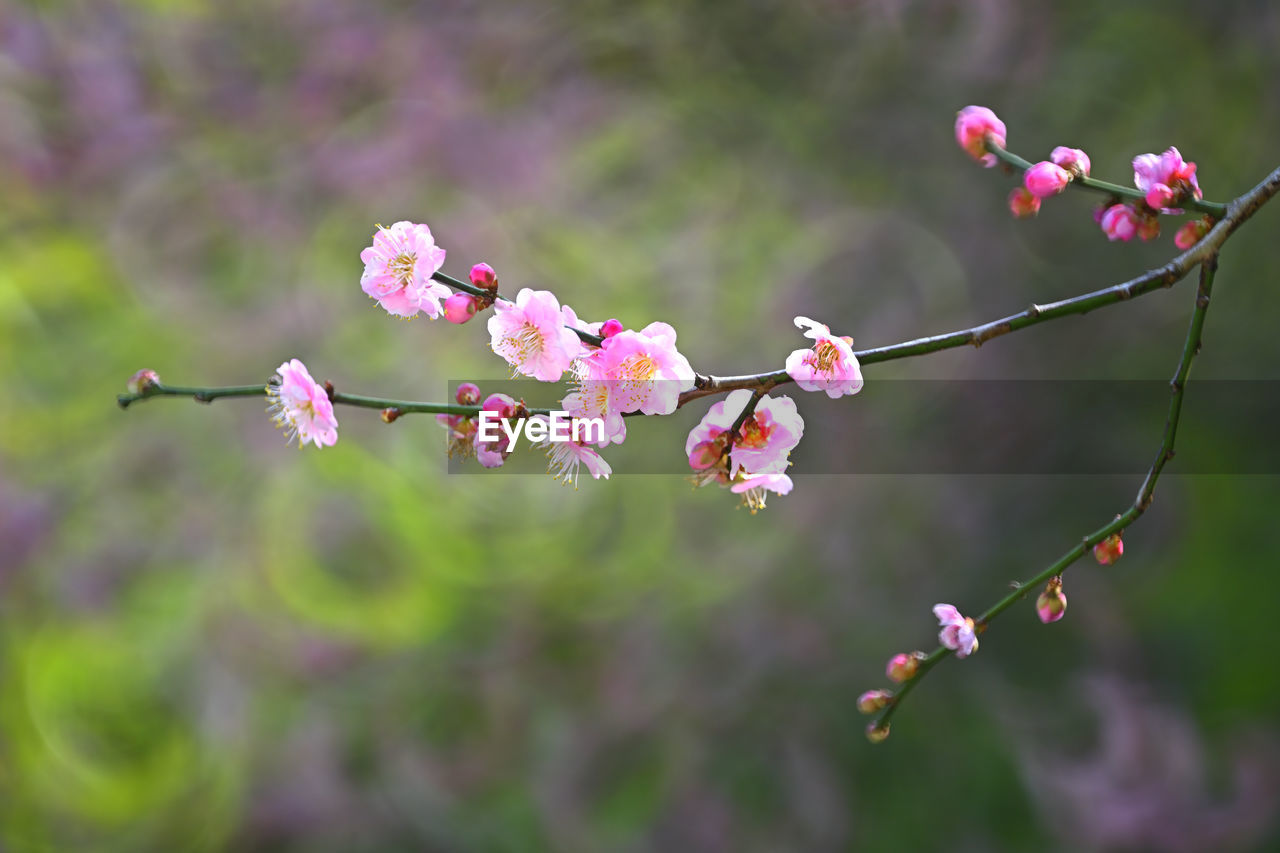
[[488, 288, 581, 382], [1024, 161, 1071, 198], [359, 221, 451, 318], [474, 393, 516, 468], [954, 106, 1007, 167], [267, 359, 338, 449], [597, 321, 695, 415], [530, 416, 613, 488], [685, 389, 804, 479], [1100, 204, 1141, 242], [1050, 146, 1091, 177], [1133, 147, 1202, 213], [469, 262, 498, 291], [785, 316, 864, 399], [1008, 187, 1041, 218], [1093, 533, 1124, 565], [443, 292, 479, 324], [729, 472, 793, 513], [561, 378, 626, 447], [437, 413, 478, 459], [455, 382, 481, 405], [934, 603, 979, 658]]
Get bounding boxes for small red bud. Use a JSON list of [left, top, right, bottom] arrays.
[[600, 318, 624, 339], [865, 721, 890, 744], [1093, 534, 1124, 566], [455, 383, 481, 406], [856, 689, 894, 714], [1035, 576, 1067, 624], [380, 407, 402, 423], [886, 651, 925, 683], [469, 262, 498, 291]]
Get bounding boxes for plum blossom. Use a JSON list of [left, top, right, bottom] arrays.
[[1036, 578, 1067, 624], [955, 106, 1006, 167], [685, 389, 804, 479], [729, 472, 793, 513], [488, 288, 581, 382], [785, 316, 864, 399], [561, 378, 626, 447], [1100, 204, 1145, 242], [1133, 147, 1201, 213], [443, 292, 479, 324], [1024, 161, 1071, 198], [267, 359, 338, 449], [360, 221, 451, 318], [474, 393, 517, 468], [934, 603, 979, 658], [1050, 146, 1091, 178], [1175, 217, 1213, 250], [529, 415, 612, 488], [596, 322, 696, 415], [1008, 187, 1041, 218]]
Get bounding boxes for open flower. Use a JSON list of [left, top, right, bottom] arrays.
[[597, 321, 695, 415], [561, 378, 626, 447], [954, 106, 1006, 167], [785, 316, 863, 398], [934, 604, 979, 658], [359, 221, 451, 318], [729, 472, 793, 514], [685, 389, 804, 479], [528, 415, 613, 488], [1133, 147, 1202, 214], [488, 288, 581, 382], [267, 359, 338, 448]]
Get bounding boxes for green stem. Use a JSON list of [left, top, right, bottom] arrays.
[[117, 383, 554, 417], [871, 256, 1219, 734], [987, 142, 1228, 218]]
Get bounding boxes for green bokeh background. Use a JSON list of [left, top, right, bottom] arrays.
[[2, 1, 1279, 850]]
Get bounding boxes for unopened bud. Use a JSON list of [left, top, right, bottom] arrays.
[[886, 651, 925, 683], [1008, 187, 1041, 218], [455, 382, 481, 406], [127, 369, 160, 395], [469, 262, 498, 291], [856, 689, 893, 714], [1093, 534, 1124, 566], [600, 318, 624, 339], [1175, 217, 1213, 250], [1035, 576, 1067, 624], [865, 721, 890, 744], [443, 292, 479, 324], [381, 407, 402, 423]]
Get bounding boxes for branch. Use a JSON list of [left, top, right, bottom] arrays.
[[681, 163, 1280, 408], [867, 255, 1220, 738]]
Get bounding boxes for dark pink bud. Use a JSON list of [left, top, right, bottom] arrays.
[[469, 262, 498, 291], [1049, 146, 1091, 178], [443, 292, 479, 324], [455, 382, 481, 405], [482, 393, 517, 419], [1008, 187, 1041, 218], [1024, 161, 1071, 198], [1035, 577, 1067, 624], [1093, 534, 1124, 566], [1174, 217, 1212, 250], [1145, 183, 1176, 211], [600, 318, 624, 338]]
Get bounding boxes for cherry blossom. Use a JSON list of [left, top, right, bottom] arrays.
[[934, 603, 979, 658], [785, 316, 864, 399], [359, 221, 451, 318], [488, 288, 581, 381], [955, 106, 1007, 167], [267, 359, 338, 449]]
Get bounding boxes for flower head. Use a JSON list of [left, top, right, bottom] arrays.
[[359, 221, 451, 318], [1093, 533, 1124, 565], [785, 316, 864, 398], [267, 359, 338, 449], [1050, 146, 1091, 178], [1008, 187, 1041, 218], [1133, 147, 1202, 214], [685, 389, 804, 479], [886, 652, 924, 683], [469, 262, 498, 291], [934, 603, 979, 658], [729, 472, 793, 514], [561, 378, 627, 447], [1036, 577, 1067, 624], [474, 392, 517, 468], [488, 288, 581, 382], [529, 415, 613, 488], [1100, 203, 1142, 242], [955, 106, 1007, 167], [598, 321, 696, 415], [1024, 161, 1071, 198]]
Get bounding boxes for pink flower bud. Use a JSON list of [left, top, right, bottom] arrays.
[[482, 392, 517, 419], [1100, 204, 1140, 242], [1136, 216, 1160, 242], [687, 439, 723, 471], [127, 368, 160, 395], [600, 318, 624, 339], [1094, 534, 1124, 565], [1024, 161, 1071, 198], [886, 651, 924, 683], [469, 262, 498, 291], [857, 689, 894, 714], [455, 382, 481, 405], [1008, 187, 1041, 218], [1175, 217, 1212, 250], [954, 105, 1007, 168], [1050, 146, 1091, 178], [443, 292, 479, 324], [865, 721, 891, 744], [1035, 577, 1067, 624], [1144, 183, 1176, 211]]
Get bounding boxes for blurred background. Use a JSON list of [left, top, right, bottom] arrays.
[[3, 1, 1280, 850]]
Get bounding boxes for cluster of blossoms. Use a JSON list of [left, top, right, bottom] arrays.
[[955, 106, 1217, 249]]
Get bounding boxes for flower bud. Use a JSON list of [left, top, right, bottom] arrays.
[[954, 105, 1006, 167], [380, 407, 402, 423], [1024, 161, 1071, 198], [443, 292, 479, 324], [469, 262, 498, 291], [1093, 534, 1124, 565], [857, 689, 894, 714], [1100, 204, 1141, 242], [1145, 184, 1176, 211], [865, 721, 891, 744], [1035, 577, 1067, 624], [886, 651, 924, 683], [1136, 215, 1160, 242], [127, 369, 160, 395], [455, 382, 481, 405], [1008, 187, 1041, 218], [482, 392, 517, 419], [600, 318, 624, 339], [1175, 217, 1213, 250], [1050, 146, 1091, 178]]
